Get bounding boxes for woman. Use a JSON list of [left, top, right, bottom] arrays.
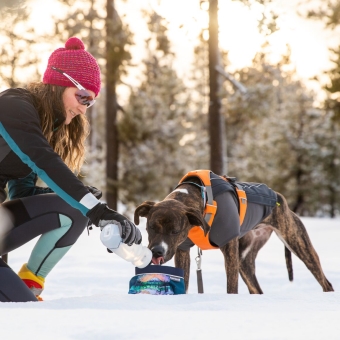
[[0, 37, 141, 300]]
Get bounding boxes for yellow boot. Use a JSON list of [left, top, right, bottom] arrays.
[[18, 264, 45, 301]]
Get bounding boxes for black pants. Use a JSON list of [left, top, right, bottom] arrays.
[[0, 193, 88, 277]]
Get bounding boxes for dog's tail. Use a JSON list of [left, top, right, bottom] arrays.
[[285, 246, 293, 281]]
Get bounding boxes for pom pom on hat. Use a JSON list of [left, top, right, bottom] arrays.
[[65, 37, 85, 50], [43, 37, 101, 96]]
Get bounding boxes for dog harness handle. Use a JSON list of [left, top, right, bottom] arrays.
[[195, 247, 204, 294], [222, 175, 247, 226]]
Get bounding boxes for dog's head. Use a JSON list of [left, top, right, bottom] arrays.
[[134, 199, 210, 265]]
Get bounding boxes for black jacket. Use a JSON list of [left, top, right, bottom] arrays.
[[0, 88, 99, 215]]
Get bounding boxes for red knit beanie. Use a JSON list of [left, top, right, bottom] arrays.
[[43, 37, 101, 96]]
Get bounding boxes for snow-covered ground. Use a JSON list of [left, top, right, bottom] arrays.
[[1, 217, 339, 339]]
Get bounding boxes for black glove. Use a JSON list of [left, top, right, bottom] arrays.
[[86, 203, 142, 245], [86, 185, 102, 200]]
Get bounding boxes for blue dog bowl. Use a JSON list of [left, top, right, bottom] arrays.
[[128, 265, 185, 295]]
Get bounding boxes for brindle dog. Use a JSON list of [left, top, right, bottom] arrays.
[[134, 177, 334, 294]]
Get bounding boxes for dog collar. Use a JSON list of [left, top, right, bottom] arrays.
[[174, 181, 207, 208]]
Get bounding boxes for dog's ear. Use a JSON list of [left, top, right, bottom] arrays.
[[134, 201, 156, 225], [185, 208, 210, 236]]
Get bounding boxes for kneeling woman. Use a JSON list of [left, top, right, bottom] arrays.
[[0, 37, 141, 300]]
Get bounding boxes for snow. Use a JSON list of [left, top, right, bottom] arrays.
[[1, 217, 339, 339]]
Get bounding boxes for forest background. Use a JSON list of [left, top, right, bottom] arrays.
[[0, 0, 339, 218]]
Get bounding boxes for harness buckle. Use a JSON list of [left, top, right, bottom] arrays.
[[195, 247, 202, 270]]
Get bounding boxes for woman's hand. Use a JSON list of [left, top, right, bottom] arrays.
[[86, 203, 142, 245]]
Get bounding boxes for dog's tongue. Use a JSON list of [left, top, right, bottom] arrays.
[[152, 257, 164, 265]]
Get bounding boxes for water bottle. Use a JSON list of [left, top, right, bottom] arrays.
[[100, 224, 152, 268]]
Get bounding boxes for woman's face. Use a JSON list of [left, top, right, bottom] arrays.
[[62, 87, 95, 125]]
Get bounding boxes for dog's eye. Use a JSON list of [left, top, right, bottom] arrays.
[[170, 229, 181, 235]]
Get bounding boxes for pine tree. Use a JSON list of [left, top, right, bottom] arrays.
[[225, 47, 327, 215], [0, 4, 43, 88], [303, 0, 340, 216], [185, 31, 211, 171], [118, 10, 194, 212]]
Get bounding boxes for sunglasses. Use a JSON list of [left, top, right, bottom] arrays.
[[51, 66, 96, 108]]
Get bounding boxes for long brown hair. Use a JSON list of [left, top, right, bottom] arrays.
[[26, 83, 90, 173]]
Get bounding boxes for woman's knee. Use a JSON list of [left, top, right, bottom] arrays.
[[55, 213, 88, 248]]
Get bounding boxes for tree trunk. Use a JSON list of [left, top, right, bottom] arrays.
[[208, 0, 225, 175], [292, 155, 304, 215], [106, 0, 118, 209], [87, 0, 95, 150], [328, 160, 336, 218]]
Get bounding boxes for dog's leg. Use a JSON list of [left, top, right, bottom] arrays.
[[285, 246, 293, 281], [268, 193, 334, 292], [174, 248, 191, 293], [220, 237, 239, 294], [238, 224, 273, 294]]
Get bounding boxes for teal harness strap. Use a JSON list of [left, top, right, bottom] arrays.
[[174, 181, 206, 200], [175, 180, 214, 224]]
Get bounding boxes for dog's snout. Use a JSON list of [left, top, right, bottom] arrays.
[[151, 245, 165, 258], [149, 241, 170, 265]]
